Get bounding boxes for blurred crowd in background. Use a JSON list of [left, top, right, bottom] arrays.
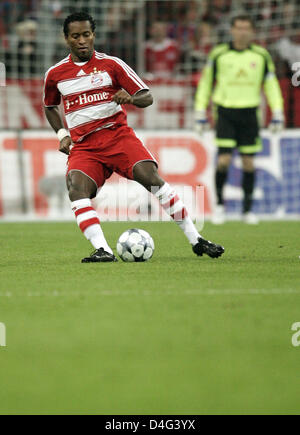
[[0, 0, 299, 126]]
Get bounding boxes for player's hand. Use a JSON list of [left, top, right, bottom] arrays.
[[269, 110, 284, 134], [194, 110, 210, 135], [113, 90, 133, 105], [59, 136, 73, 155]]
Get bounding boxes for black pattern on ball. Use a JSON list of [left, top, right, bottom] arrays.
[[117, 229, 155, 262]]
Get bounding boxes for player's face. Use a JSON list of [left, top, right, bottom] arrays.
[[65, 21, 95, 62], [151, 22, 167, 41], [231, 20, 254, 47]]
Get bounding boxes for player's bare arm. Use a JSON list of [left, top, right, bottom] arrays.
[[113, 89, 153, 108], [44, 106, 64, 132], [44, 106, 72, 155]]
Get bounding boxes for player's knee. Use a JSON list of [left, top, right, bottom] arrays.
[[67, 178, 91, 201], [133, 162, 163, 191], [147, 165, 161, 186], [217, 156, 231, 172], [217, 162, 230, 172], [144, 171, 163, 192], [242, 156, 254, 172], [68, 184, 88, 201], [67, 171, 97, 201]]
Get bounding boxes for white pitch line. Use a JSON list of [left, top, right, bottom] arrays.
[[0, 289, 299, 298]]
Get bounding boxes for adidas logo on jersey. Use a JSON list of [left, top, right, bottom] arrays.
[[76, 69, 86, 77]]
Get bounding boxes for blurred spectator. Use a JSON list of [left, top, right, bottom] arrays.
[[0, 0, 38, 31], [144, 21, 180, 79], [0, 1, 19, 35], [15, 19, 38, 77], [186, 19, 216, 72], [167, 5, 199, 52], [201, 0, 231, 43], [0, 1, 40, 76], [202, 0, 232, 24], [276, 36, 300, 68], [51, 0, 63, 18]]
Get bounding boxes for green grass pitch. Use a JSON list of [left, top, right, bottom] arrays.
[[0, 221, 299, 415]]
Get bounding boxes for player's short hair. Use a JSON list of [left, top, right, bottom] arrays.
[[63, 12, 96, 37], [231, 14, 255, 28]]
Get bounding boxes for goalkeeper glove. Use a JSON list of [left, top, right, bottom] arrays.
[[194, 110, 209, 135], [269, 110, 284, 134]]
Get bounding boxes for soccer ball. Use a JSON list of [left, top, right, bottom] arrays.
[[117, 229, 155, 262]]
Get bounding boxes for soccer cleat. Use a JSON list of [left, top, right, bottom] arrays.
[[81, 248, 118, 263], [242, 212, 259, 225], [211, 204, 226, 225], [192, 237, 225, 259]]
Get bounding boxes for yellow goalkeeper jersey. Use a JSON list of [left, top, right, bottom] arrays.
[[194, 42, 283, 111]]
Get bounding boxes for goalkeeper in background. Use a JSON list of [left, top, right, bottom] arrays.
[[194, 14, 284, 224]]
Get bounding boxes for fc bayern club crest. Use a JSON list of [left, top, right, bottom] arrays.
[[90, 68, 103, 87]]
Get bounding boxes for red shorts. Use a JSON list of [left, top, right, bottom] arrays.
[[67, 125, 157, 191]]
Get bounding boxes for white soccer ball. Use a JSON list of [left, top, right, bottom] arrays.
[[117, 229, 155, 262]]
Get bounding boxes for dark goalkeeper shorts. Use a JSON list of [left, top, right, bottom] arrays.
[[215, 105, 262, 155]]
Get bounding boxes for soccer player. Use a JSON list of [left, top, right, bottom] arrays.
[[144, 21, 180, 79], [194, 15, 284, 224], [44, 12, 224, 263]]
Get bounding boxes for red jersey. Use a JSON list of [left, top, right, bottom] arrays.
[[43, 50, 149, 143], [144, 38, 179, 78]]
